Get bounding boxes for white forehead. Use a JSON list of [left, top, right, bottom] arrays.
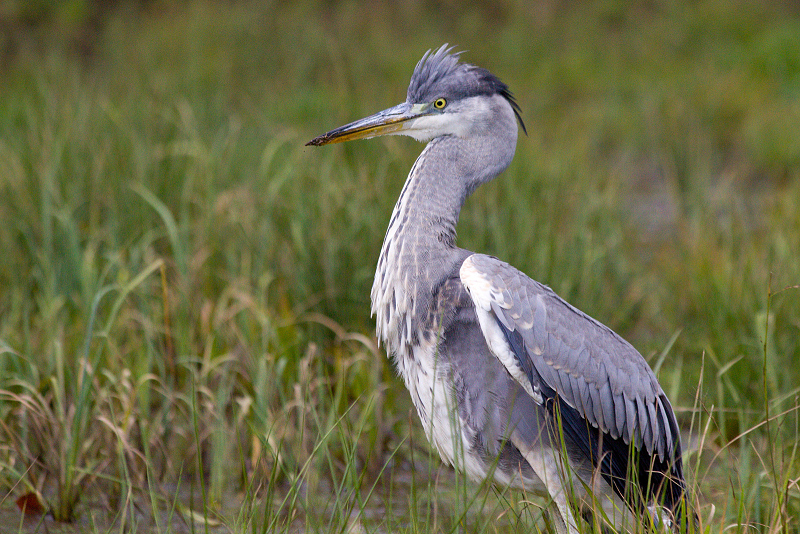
[[399, 94, 516, 142]]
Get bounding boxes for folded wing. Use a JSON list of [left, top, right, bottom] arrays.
[[460, 253, 686, 510]]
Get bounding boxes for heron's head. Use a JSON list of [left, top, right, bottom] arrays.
[[307, 45, 526, 146]]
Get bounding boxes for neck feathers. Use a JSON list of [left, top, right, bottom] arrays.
[[370, 130, 516, 354]]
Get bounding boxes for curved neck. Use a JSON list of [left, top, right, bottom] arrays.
[[371, 132, 516, 350], [388, 133, 515, 250]]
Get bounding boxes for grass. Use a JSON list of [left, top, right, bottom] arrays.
[[0, 0, 799, 531]]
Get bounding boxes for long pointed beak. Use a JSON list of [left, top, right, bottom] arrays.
[[306, 102, 426, 146]]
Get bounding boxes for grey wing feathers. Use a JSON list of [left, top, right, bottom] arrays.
[[460, 253, 677, 463]]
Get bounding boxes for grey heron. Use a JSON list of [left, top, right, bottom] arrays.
[[308, 45, 694, 533]]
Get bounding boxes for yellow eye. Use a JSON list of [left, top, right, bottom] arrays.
[[433, 98, 447, 109]]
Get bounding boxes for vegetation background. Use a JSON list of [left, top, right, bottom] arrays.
[[0, 0, 798, 532]]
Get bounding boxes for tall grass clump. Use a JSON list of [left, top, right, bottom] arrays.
[[0, 0, 798, 532]]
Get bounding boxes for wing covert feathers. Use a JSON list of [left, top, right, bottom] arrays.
[[459, 254, 686, 504]]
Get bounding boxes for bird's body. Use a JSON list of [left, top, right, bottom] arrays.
[[309, 45, 693, 533]]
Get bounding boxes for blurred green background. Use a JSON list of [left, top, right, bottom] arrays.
[[0, 0, 798, 531]]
